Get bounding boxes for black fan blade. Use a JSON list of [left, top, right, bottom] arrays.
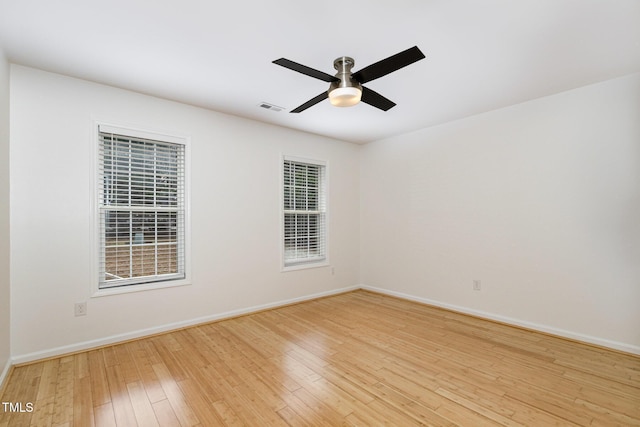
[[273, 58, 339, 83], [290, 92, 328, 113], [352, 46, 425, 84], [361, 86, 396, 111]]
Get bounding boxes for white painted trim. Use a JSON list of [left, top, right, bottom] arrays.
[[11, 285, 359, 365], [361, 284, 640, 356], [281, 261, 330, 272], [98, 124, 187, 146], [0, 358, 11, 391]]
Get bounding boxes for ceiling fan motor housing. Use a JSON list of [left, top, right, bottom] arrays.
[[330, 56, 362, 93]]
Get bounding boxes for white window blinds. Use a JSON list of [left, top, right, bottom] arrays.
[[98, 128, 185, 288], [283, 158, 326, 267]]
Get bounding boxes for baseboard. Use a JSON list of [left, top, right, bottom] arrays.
[[12, 285, 359, 365], [361, 285, 640, 356]]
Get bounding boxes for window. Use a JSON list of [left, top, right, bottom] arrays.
[[283, 157, 327, 268], [97, 125, 186, 289]]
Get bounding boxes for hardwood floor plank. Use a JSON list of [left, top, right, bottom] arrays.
[[51, 356, 74, 426], [500, 375, 617, 424], [104, 364, 138, 427], [251, 358, 302, 394], [73, 374, 95, 427], [290, 386, 345, 426], [93, 403, 116, 427], [208, 400, 241, 427], [170, 331, 228, 403], [276, 405, 315, 427], [230, 381, 289, 426], [127, 340, 167, 404], [1, 290, 638, 426], [435, 386, 525, 426], [150, 400, 180, 427], [503, 395, 583, 427], [101, 347, 119, 368], [319, 366, 377, 405], [176, 378, 226, 426], [374, 367, 443, 409], [369, 382, 458, 427], [149, 338, 188, 383], [74, 352, 90, 380], [278, 392, 334, 427], [29, 359, 59, 427], [113, 344, 140, 385], [151, 363, 200, 426], [127, 380, 159, 427], [575, 397, 640, 426], [361, 396, 435, 426], [206, 378, 264, 426], [87, 350, 110, 408], [298, 376, 359, 418]]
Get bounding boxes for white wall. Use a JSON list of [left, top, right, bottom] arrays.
[[9, 65, 360, 361], [8, 64, 639, 361], [0, 52, 11, 382], [361, 73, 640, 353]]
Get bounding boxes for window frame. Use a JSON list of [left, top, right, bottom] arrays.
[[92, 122, 191, 296], [281, 155, 329, 271]]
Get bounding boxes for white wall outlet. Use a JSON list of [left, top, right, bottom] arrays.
[[74, 302, 87, 316], [473, 280, 481, 291]]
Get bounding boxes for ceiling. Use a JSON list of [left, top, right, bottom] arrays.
[[1, 0, 639, 144]]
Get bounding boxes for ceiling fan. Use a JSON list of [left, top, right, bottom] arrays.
[[273, 46, 425, 113]]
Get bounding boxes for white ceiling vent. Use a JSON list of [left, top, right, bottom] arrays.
[[258, 102, 284, 112]]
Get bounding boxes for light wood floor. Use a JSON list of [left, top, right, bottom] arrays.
[[1, 290, 639, 426]]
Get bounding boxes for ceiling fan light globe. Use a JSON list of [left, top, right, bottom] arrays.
[[328, 87, 362, 107]]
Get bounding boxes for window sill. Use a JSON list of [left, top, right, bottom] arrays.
[[281, 261, 329, 272], [92, 278, 191, 297]]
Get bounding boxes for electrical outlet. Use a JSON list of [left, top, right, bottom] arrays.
[[74, 302, 87, 317], [473, 280, 481, 291]]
